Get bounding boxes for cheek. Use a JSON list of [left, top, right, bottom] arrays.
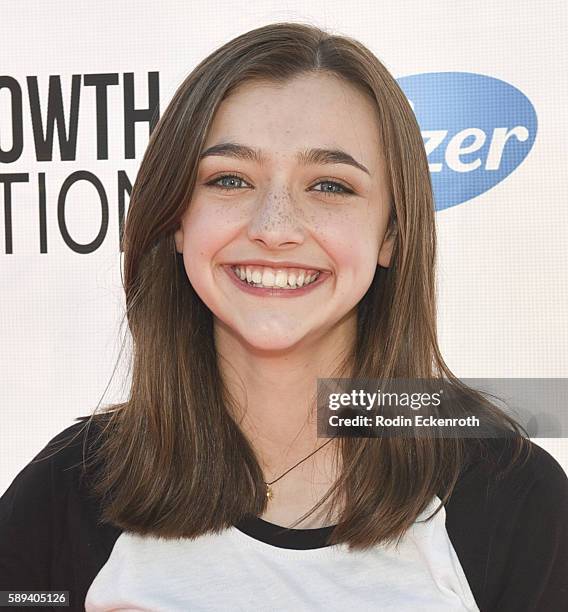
[[182, 202, 232, 257], [315, 214, 379, 275], [179, 207, 229, 285]]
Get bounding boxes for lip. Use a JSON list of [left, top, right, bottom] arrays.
[[225, 259, 328, 273], [222, 264, 330, 298]]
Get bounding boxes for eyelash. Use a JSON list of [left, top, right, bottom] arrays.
[[204, 174, 355, 198]]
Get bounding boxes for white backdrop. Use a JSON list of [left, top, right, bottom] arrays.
[[1, 0, 567, 494]]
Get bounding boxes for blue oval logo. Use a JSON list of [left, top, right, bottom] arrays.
[[397, 72, 537, 211]]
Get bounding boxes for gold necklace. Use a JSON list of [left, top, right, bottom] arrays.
[[264, 437, 334, 501]]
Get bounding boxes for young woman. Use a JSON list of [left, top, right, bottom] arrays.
[[1, 22, 567, 612]]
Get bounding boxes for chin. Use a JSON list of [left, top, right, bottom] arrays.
[[238, 330, 307, 354], [213, 310, 320, 353]]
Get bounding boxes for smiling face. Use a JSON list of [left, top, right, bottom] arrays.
[[174, 72, 394, 354]]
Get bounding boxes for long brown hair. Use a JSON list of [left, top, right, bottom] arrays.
[[79, 21, 531, 550]]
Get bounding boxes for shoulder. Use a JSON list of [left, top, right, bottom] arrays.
[[446, 435, 568, 527], [1, 415, 99, 500], [456, 436, 568, 502], [2, 414, 109, 497]]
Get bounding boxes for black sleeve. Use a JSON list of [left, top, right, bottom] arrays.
[[491, 444, 568, 611], [0, 418, 122, 612], [445, 439, 568, 612], [0, 431, 65, 592]]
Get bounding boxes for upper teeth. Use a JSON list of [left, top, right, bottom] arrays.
[[232, 265, 321, 288]]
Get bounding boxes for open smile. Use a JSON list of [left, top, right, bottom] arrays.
[[222, 264, 330, 297]]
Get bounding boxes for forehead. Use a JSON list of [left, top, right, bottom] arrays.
[[204, 73, 383, 168]]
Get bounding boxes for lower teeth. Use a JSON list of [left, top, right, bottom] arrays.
[[247, 280, 313, 288]]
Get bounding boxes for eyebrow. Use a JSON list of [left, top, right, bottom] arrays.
[[198, 142, 370, 176]]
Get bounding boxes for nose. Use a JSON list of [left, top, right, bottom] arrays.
[[247, 186, 305, 249]]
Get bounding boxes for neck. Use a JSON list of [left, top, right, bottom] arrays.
[[214, 311, 355, 473]]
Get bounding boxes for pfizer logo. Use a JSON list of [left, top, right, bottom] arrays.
[[397, 72, 537, 211]]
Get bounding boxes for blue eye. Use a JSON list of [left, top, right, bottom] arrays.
[[205, 174, 355, 198], [206, 174, 250, 190], [312, 180, 354, 197]]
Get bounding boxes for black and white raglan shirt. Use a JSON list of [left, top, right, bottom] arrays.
[[1, 415, 567, 612]]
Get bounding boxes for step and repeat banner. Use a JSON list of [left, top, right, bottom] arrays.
[[1, 0, 567, 491]]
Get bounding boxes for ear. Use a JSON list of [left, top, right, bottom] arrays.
[[174, 226, 184, 254], [378, 222, 396, 268]]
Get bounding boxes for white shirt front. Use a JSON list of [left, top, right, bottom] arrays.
[[85, 494, 479, 611]]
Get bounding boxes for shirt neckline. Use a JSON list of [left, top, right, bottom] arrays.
[[233, 515, 337, 550]]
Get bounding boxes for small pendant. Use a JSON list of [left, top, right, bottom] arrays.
[[266, 484, 273, 501]]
